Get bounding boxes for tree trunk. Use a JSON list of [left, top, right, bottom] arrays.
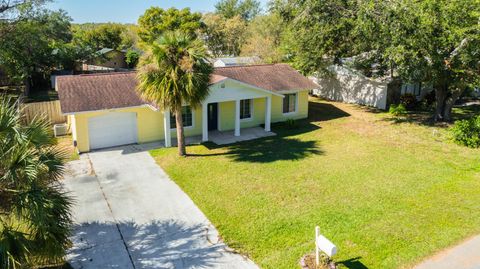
[[23, 77, 31, 97], [443, 88, 463, 122], [175, 108, 186, 156], [434, 87, 447, 122]]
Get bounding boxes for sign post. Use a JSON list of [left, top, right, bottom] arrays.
[[315, 226, 337, 266]]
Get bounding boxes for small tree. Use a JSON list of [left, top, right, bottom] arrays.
[[136, 31, 213, 156], [125, 49, 140, 69]]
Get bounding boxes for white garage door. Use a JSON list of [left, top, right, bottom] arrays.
[[88, 112, 138, 150]]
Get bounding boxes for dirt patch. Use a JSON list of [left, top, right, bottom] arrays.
[[300, 254, 337, 269]]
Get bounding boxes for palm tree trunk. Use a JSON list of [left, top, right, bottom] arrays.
[[175, 108, 186, 156]]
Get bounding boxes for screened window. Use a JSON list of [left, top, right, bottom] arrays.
[[240, 99, 252, 119], [170, 106, 193, 129], [283, 93, 297, 113]]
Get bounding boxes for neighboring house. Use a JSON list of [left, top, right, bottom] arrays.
[[82, 48, 128, 71], [311, 64, 433, 110], [57, 64, 316, 152], [213, 56, 262, 67]]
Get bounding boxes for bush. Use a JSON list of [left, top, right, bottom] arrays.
[[389, 104, 407, 116], [417, 90, 436, 111], [400, 93, 417, 110], [285, 118, 298, 129], [451, 116, 480, 148], [125, 49, 140, 68]]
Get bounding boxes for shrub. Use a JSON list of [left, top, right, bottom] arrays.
[[400, 93, 417, 110], [389, 104, 407, 116], [285, 118, 298, 129], [125, 49, 140, 68], [416, 90, 436, 111], [451, 116, 480, 148]]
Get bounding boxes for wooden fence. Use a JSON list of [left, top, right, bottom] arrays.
[[21, 100, 66, 125]]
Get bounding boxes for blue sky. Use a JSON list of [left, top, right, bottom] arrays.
[[47, 0, 270, 24]]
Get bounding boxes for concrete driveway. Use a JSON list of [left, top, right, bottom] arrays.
[[63, 144, 258, 269]]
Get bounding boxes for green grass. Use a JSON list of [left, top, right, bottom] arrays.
[[150, 99, 480, 269], [56, 135, 79, 161]]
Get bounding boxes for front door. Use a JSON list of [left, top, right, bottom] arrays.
[[208, 103, 218, 131]]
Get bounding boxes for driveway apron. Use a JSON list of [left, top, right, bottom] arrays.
[[64, 145, 258, 269]]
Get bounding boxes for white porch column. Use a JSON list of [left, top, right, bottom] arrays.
[[163, 109, 171, 147], [265, 96, 271, 132], [234, 99, 240, 136], [202, 102, 208, 142]]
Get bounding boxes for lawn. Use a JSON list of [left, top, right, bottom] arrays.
[[150, 98, 480, 269], [57, 135, 79, 161]]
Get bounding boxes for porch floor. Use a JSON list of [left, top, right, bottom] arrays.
[[159, 127, 276, 148], [209, 127, 276, 145]]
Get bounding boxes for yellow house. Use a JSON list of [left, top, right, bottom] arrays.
[[57, 64, 316, 153]]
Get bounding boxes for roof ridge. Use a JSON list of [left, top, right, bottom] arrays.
[[214, 63, 287, 69], [76, 71, 136, 77]]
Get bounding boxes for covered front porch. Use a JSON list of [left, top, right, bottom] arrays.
[[162, 77, 283, 147]]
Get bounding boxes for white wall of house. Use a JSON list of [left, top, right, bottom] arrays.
[[311, 65, 388, 110]]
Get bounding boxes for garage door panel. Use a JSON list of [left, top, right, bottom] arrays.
[[88, 112, 137, 150]]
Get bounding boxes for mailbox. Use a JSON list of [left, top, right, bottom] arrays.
[[315, 226, 338, 265]]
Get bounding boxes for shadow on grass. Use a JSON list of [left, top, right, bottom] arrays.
[[337, 256, 369, 269], [308, 101, 351, 122], [198, 135, 323, 163], [195, 122, 323, 163], [226, 136, 322, 163], [380, 104, 480, 128], [453, 104, 480, 119], [382, 111, 440, 127]]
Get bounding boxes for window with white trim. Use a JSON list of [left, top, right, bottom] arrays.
[[283, 93, 297, 113], [240, 99, 252, 119], [170, 106, 193, 129]]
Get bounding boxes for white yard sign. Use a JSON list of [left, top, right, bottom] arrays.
[[315, 226, 338, 265]]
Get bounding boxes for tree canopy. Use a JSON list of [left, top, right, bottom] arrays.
[[0, 8, 73, 93], [72, 23, 127, 51], [287, 0, 480, 121], [241, 13, 286, 63], [137, 7, 203, 44], [203, 13, 247, 57], [214, 0, 261, 21]]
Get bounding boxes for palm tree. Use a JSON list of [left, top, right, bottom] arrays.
[[0, 96, 72, 269], [136, 30, 213, 156]]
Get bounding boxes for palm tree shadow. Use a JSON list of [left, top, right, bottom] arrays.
[[225, 136, 323, 163], [68, 220, 242, 268]]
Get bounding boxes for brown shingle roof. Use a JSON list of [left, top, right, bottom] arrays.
[[57, 72, 145, 114], [213, 64, 317, 92], [57, 64, 315, 113]]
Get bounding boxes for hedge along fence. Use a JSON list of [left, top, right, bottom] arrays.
[[21, 100, 66, 125]]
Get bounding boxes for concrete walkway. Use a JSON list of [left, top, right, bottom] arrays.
[[413, 235, 480, 269], [63, 144, 258, 269]]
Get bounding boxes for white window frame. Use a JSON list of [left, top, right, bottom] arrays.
[[240, 99, 253, 121], [170, 105, 195, 130], [282, 93, 298, 115]]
